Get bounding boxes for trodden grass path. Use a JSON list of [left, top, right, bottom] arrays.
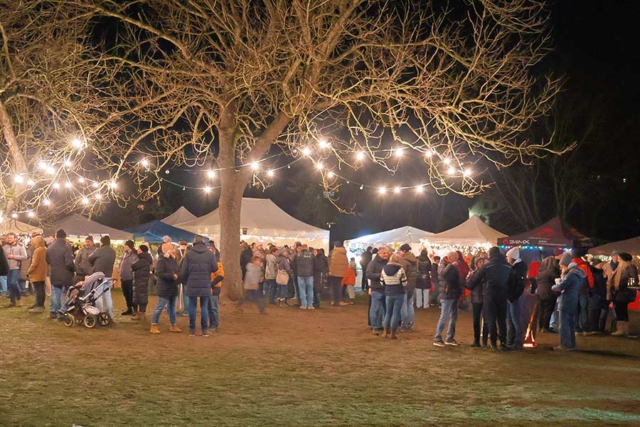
[[2, 290, 640, 426]]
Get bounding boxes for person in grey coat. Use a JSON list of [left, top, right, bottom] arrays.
[[118, 240, 137, 315], [89, 235, 117, 318], [292, 245, 315, 309], [45, 229, 74, 318], [179, 235, 217, 336]]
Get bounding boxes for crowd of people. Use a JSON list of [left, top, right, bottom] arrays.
[[1, 229, 638, 350]]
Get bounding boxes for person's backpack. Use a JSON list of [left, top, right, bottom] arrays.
[[276, 267, 289, 285]]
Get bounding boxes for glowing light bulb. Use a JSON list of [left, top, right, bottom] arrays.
[[27, 179, 35, 186], [92, 182, 99, 188], [45, 166, 55, 175], [267, 170, 274, 177], [53, 182, 61, 189], [379, 187, 387, 194], [425, 150, 433, 158], [11, 213, 17, 219], [443, 158, 451, 165], [64, 182, 72, 189], [43, 199, 51, 206], [327, 171, 335, 178], [316, 162, 323, 170], [78, 177, 85, 184], [64, 160, 72, 168], [0, 216, 3, 223], [356, 151, 365, 161], [251, 162, 259, 171], [204, 186, 211, 193], [207, 170, 216, 178], [415, 186, 424, 193], [302, 147, 311, 156], [81, 197, 89, 205], [38, 161, 48, 170], [14, 175, 24, 184], [360, 185, 364, 190], [141, 159, 150, 167], [95, 194, 103, 200], [27, 211, 35, 218], [71, 138, 83, 148], [395, 148, 404, 157], [319, 139, 330, 149], [463, 169, 472, 177], [448, 167, 456, 176], [394, 186, 401, 194], [109, 181, 118, 189]]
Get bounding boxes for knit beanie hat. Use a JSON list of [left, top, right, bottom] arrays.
[[506, 247, 520, 261], [56, 229, 67, 239], [334, 240, 344, 248], [139, 244, 149, 253], [559, 251, 573, 267], [124, 240, 135, 250]]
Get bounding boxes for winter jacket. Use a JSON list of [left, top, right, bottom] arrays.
[[293, 250, 315, 277], [431, 263, 440, 288], [156, 255, 180, 298], [3, 243, 27, 270], [276, 253, 292, 274], [19, 243, 31, 280], [0, 249, 9, 277], [27, 236, 47, 282], [398, 252, 418, 292], [536, 256, 561, 300], [89, 245, 116, 277], [75, 245, 97, 278], [381, 262, 407, 296], [46, 238, 75, 288], [328, 247, 348, 277], [132, 252, 153, 304], [180, 242, 217, 297], [211, 262, 225, 296], [366, 256, 389, 292], [265, 253, 277, 280], [608, 263, 639, 304], [342, 266, 356, 286], [466, 268, 485, 304], [508, 260, 528, 303], [118, 250, 137, 281], [360, 250, 373, 273], [439, 259, 463, 300], [314, 253, 328, 274], [590, 265, 607, 302], [244, 262, 261, 290], [572, 257, 594, 289], [416, 255, 432, 290], [552, 263, 585, 315], [466, 252, 512, 300]]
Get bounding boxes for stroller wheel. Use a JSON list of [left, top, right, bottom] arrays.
[[63, 314, 75, 327], [83, 315, 97, 328], [98, 313, 111, 326]]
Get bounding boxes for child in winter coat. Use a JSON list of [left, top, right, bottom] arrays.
[[341, 263, 357, 305], [209, 259, 224, 331]]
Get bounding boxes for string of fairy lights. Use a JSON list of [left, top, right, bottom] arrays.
[[1, 136, 476, 222]]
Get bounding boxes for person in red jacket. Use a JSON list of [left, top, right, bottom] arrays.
[[572, 249, 594, 334], [341, 261, 357, 305]]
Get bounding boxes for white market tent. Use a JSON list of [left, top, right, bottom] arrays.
[[423, 215, 506, 249], [161, 206, 197, 226], [589, 236, 640, 257], [0, 219, 43, 235], [176, 198, 330, 251], [44, 214, 133, 241], [345, 226, 434, 254]]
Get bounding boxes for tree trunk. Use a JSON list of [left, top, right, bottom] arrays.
[[218, 174, 246, 301], [0, 100, 28, 216]]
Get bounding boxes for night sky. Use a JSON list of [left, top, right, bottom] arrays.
[[98, 0, 640, 245]]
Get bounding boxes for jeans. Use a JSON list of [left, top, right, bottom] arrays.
[[209, 295, 220, 329], [538, 296, 557, 331], [18, 278, 27, 295], [472, 302, 489, 344], [401, 291, 415, 329], [507, 295, 525, 349], [94, 278, 114, 317], [560, 310, 576, 348], [297, 276, 314, 308], [239, 289, 265, 313], [575, 293, 589, 332], [181, 284, 189, 314], [50, 286, 63, 314], [369, 290, 385, 330], [121, 279, 133, 310], [361, 269, 368, 291], [483, 295, 508, 347], [7, 269, 21, 304], [345, 285, 355, 300], [384, 294, 404, 331], [415, 288, 430, 308], [328, 276, 342, 306], [277, 285, 288, 300], [151, 296, 177, 325], [33, 281, 46, 307], [266, 279, 277, 304], [188, 295, 210, 333], [0, 275, 6, 295], [435, 299, 458, 342]]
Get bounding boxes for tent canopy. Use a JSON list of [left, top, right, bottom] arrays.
[[347, 226, 433, 247], [589, 236, 640, 256], [424, 215, 506, 246], [499, 217, 592, 248], [161, 206, 197, 226], [0, 219, 43, 235], [44, 214, 133, 241], [177, 198, 329, 251], [125, 220, 205, 244]]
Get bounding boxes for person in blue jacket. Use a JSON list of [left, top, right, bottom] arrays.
[[551, 251, 585, 351]]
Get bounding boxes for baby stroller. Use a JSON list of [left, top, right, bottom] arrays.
[[60, 272, 112, 328]]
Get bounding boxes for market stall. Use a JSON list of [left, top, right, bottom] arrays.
[[125, 220, 205, 244], [44, 214, 133, 241], [161, 206, 197, 226], [345, 226, 433, 256], [589, 236, 640, 257], [421, 215, 506, 256], [176, 197, 329, 251]]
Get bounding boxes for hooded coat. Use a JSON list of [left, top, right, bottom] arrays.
[[398, 251, 418, 292], [88, 245, 116, 277], [438, 258, 462, 300], [156, 254, 180, 298], [27, 236, 47, 282], [416, 254, 432, 290], [180, 242, 217, 297], [328, 246, 348, 277], [536, 256, 561, 300], [132, 251, 153, 305], [508, 259, 528, 303], [46, 238, 75, 288], [366, 255, 389, 292], [75, 244, 97, 278], [552, 263, 586, 315], [381, 262, 407, 296], [466, 252, 511, 300]]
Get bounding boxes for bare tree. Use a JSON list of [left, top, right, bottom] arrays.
[[65, 0, 562, 298]]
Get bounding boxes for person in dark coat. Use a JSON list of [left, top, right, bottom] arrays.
[[131, 245, 153, 320], [466, 247, 512, 350], [607, 253, 639, 337], [537, 256, 561, 333], [466, 254, 489, 347], [292, 245, 315, 309], [433, 252, 463, 347], [118, 240, 136, 315], [150, 247, 181, 334], [366, 247, 390, 334], [360, 247, 373, 292], [431, 255, 441, 306], [415, 250, 432, 310], [179, 235, 217, 336], [88, 235, 117, 318], [0, 248, 9, 285], [313, 248, 329, 308], [45, 229, 75, 319], [588, 261, 608, 334], [552, 251, 585, 350], [506, 247, 528, 350]]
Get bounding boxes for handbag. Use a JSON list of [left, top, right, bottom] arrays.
[[276, 269, 289, 285], [627, 289, 638, 303]]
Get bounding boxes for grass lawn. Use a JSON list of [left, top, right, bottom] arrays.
[[2, 290, 640, 426]]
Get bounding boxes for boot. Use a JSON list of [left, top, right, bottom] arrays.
[[612, 321, 627, 336], [150, 324, 161, 334], [390, 328, 399, 340], [131, 312, 143, 321], [383, 329, 389, 338], [170, 324, 182, 333], [471, 340, 481, 348], [121, 308, 133, 316]]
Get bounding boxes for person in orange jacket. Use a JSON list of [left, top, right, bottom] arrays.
[[208, 242, 224, 331], [340, 258, 357, 305]]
